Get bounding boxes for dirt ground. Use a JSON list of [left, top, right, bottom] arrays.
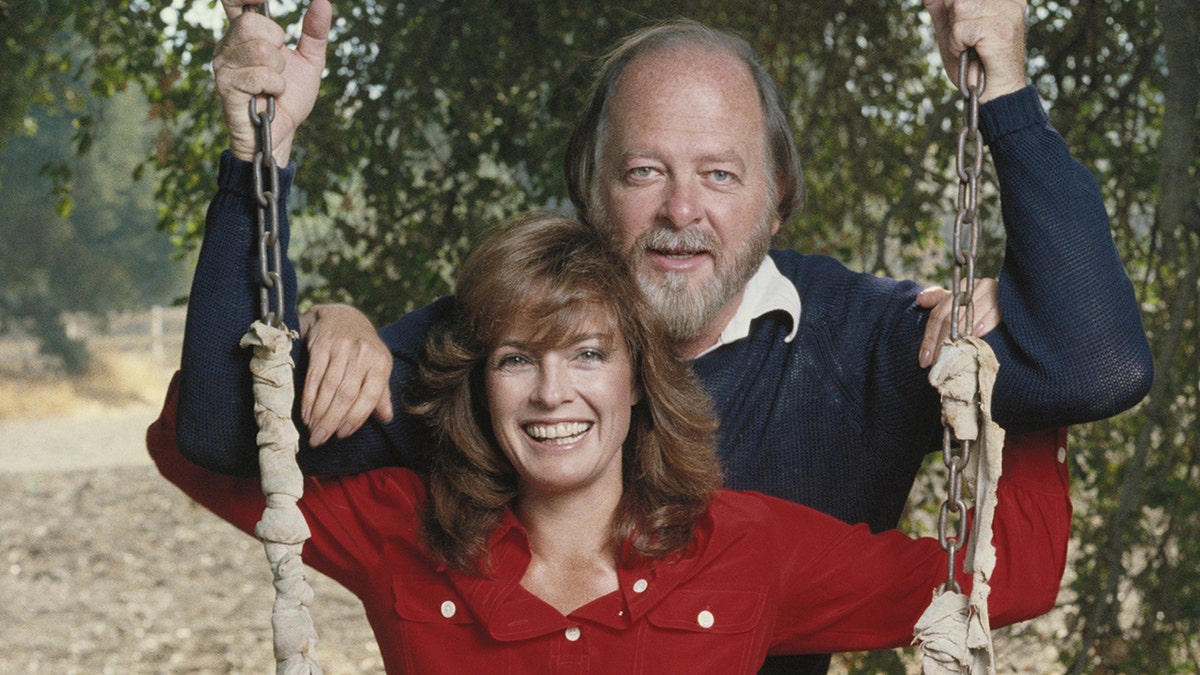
[[0, 311, 383, 673], [0, 412, 384, 674]]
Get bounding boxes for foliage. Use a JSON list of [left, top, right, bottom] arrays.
[[0, 36, 185, 373], [1037, 1, 1200, 671], [3, 0, 1197, 669]]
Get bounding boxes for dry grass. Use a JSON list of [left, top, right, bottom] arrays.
[[0, 350, 169, 420]]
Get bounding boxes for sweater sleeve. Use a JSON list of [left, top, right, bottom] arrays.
[[975, 87, 1153, 431], [176, 151, 299, 475], [175, 152, 437, 477], [766, 427, 1072, 654]]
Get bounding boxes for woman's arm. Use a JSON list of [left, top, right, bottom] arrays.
[[766, 427, 1071, 654]]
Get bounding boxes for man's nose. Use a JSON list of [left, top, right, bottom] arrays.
[[661, 178, 702, 229]]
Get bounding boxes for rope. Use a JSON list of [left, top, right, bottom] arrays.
[[915, 337, 1005, 675], [242, 321, 323, 674], [913, 48, 1001, 674], [241, 3, 322, 670]]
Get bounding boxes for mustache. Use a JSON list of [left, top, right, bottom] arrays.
[[636, 227, 721, 256]]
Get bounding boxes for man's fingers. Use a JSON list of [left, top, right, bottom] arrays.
[[301, 346, 332, 425], [919, 288, 953, 368], [916, 285, 949, 309], [970, 277, 1001, 336], [306, 349, 352, 443], [374, 387, 395, 424], [334, 385, 381, 441], [296, 0, 332, 66]]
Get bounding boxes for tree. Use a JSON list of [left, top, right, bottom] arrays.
[[1041, 0, 1200, 671], [0, 39, 185, 373]]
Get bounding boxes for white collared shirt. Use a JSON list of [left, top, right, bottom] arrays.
[[695, 256, 801, 358]]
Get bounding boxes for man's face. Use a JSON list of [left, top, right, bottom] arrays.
[[597, 45, 781, 346]]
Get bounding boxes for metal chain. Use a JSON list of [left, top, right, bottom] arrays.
[[248, 2, 285, 328], [936, 47, 986, 593]]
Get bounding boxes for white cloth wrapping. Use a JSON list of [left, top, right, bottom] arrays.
[[241, 321, 323, 675], [915, 336, 1005, 675]]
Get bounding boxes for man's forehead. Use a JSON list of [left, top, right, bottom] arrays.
[[617, 43, 752, 95]]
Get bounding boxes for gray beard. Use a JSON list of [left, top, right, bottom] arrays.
[[630, 225, 771, 342]]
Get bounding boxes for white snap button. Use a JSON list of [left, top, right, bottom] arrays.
[[697, 610, 714, 629], [440, 600, 456, 619], [564, 626, 581, 641], [1057, 447, 1067, 463], [632, 579, 648, 593]]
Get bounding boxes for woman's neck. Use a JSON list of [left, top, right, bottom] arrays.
[[515, 480, 622, 616]]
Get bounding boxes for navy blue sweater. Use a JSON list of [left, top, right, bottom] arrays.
[[178, 86, 1151, 510], [174, 86, 1151, 673]]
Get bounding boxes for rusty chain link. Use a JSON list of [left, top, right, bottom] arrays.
[[937, 47, 986, 593], [247, 2, 285, 328]]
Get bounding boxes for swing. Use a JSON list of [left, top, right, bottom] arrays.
[[231, 25, 1047, 674], [240, 3, 322, 673], [913, 49, 1016, 675]]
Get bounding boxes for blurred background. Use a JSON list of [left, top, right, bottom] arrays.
[[1, 0, 1196, 672]]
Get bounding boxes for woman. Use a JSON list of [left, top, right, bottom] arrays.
[[150, 211, 1070, 673]]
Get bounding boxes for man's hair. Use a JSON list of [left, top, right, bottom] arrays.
[[564, 18, 805, 228], [409, 210, 722, 574]]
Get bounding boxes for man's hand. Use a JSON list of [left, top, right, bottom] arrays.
[[299, 303, 394, 446], [924, 0, 1027, 103], [215, 0, 331, 166], [917, 277, 1001, 368]]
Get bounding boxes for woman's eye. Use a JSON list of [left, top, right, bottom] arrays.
[[577, 348, 606, 363], [495, 354, 530, 370]]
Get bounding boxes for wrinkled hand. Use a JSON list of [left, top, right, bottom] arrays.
[[924, 0, 1027, 103], [299, 303, 394, 446], [917, 277, 1001, 368], [214, 0, 331, 165]]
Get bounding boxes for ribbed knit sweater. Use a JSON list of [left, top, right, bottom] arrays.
[[177, 84, 1151, 530]]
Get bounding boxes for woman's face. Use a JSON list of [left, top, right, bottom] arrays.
[[485, 314, 640, 500]]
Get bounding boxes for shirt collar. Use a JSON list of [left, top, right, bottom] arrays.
[[695, 256, 801, 357]]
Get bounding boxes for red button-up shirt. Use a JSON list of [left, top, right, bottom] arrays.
[[148, 380, 1070, 674]]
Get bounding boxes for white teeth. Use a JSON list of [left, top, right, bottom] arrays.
[[525, 421, 591, 445]]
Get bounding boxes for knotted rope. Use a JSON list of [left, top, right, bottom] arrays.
[[914, 336, 1004, 674], [242, 321, 323, 675]]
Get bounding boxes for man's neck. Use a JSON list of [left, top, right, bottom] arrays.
[[675, 290, 745, 359]]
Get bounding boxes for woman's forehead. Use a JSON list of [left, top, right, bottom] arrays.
[[494, 301, 623, 347]]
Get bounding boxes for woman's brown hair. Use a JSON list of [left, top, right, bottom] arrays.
[[409, 211, 722, 574]]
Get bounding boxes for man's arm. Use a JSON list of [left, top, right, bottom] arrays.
[[175, 1, 328, 474], [175, 0, 429, 475], [919, 0, 1152, 430], [980, 88, 1153, 428]]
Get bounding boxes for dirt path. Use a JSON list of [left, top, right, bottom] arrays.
[[0, 406, 383, 674]]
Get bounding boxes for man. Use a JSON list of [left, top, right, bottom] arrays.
[[175, 0, 1152, 672]]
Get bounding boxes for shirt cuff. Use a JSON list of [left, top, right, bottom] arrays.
[[217, 149, 296, 200], [978, 86, 1049, 146]]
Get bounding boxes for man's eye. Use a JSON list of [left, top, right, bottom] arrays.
[[711, 170, 734, 182], [630, 167, 655, 178]]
